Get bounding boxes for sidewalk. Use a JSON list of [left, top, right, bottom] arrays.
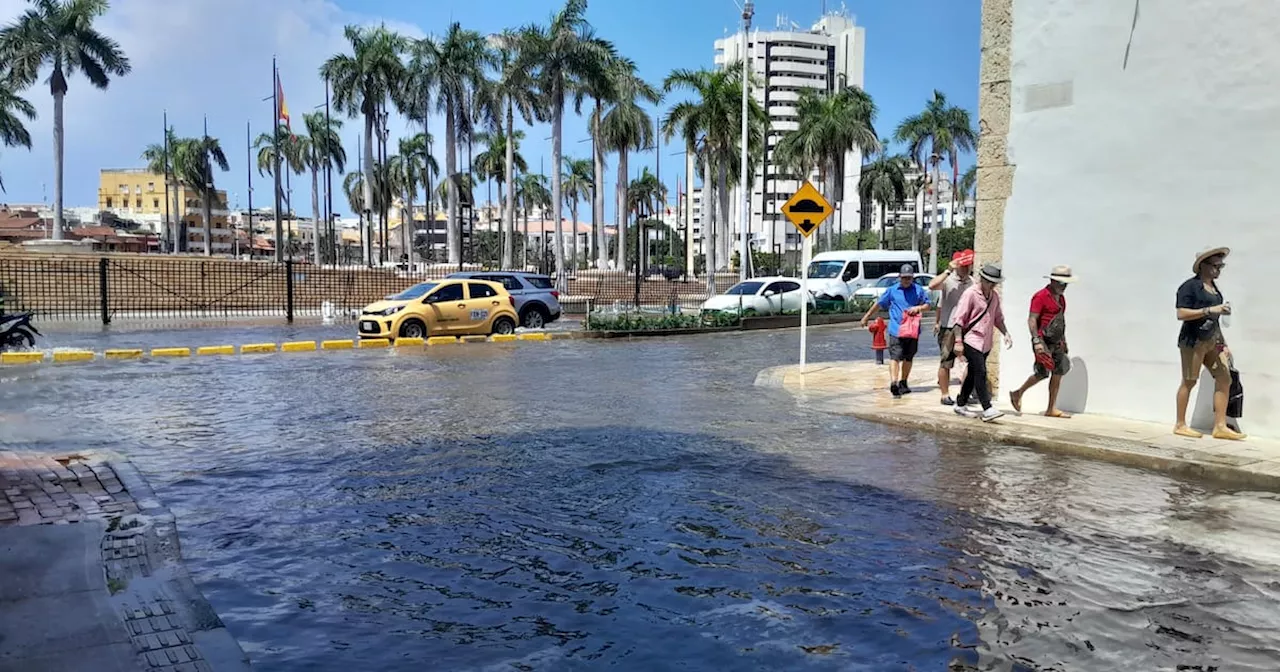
[[756, 360, 1280, 491], [0, 451, 251, 672]]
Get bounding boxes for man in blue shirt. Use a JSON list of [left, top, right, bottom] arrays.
[[860, 264, 931, 397]]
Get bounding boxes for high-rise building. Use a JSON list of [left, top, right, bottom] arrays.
[[709, 7, 867, 260]]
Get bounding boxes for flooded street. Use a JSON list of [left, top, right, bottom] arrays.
[[3, 325, 1280, 671]]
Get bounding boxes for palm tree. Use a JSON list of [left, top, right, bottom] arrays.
[[518, 0, 614, 289], [411, 24, 491, 266], [515, 172, 550, 268], [300, 112, 347, 265], [321, 25, 406, 264], [473, 129, 527, 266], [573, 57, 614, 269], [0, 72, 35, 193], [857, 145, 909, 250], [894, 90, 976, 271], [776, 86, 880, 252], [599, 57, 660, 273], [388, 133, 435, 261], [488, 30, 543, 269], [141, 125, 182, 250], [172, 134, 229, 256], [0, 0, 130, 239], [627, 166, 665, 270], [562, 156, 592, 270], [253, 124, 307, 245], [956, 163, 977, 224]]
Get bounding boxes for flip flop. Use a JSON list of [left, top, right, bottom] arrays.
[[1044, 410, 1072, 418], [1009, 391, 1023, 414]]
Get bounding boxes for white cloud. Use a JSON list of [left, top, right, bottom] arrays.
[[0, 0, 426, 213]]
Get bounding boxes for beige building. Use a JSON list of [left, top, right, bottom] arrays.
[[97, 169, 233, 253]]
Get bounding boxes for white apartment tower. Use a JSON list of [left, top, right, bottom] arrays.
[[709, 8, 867, 260]]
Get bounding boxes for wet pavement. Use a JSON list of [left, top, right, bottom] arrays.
[[2, 323, 1280, 671]]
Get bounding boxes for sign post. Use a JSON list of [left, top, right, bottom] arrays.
[[780, 181, 834, 373]]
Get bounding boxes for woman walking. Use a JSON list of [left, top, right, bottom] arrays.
[[951, 264, 1013, 422], [1173, 247, 1244, 440]]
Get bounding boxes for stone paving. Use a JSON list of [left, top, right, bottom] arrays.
[[0, 450, 249, 672], [757, 360, 1280, 490]]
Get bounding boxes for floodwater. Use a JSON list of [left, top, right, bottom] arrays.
[[3, 323, 1280, 671]]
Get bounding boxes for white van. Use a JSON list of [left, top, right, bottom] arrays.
[[805, 250, 924, 301]]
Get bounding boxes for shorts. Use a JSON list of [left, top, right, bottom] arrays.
[[1033, 343, 1071, 379], [938, 327, 958, 369], [1180, 339, 1230, 384], [888, 336, 918, 362]]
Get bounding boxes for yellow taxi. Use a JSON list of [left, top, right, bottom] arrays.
[[357, 278, 520, 340]]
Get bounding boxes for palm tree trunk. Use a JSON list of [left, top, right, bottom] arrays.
[[615, 148, 628, 271], [362, 114, 376, 265], [171, 179, 182, 253], [51, 86, 65, 241], [716, 162, 729, 271], [403, 189, 413, 265], [550, 106, 565, 289], [825, 161, 836, 252], [704, 154, 717, 295], [445, 106, 460, 265], [312, 167, 322, 266], [879, 202, 887, 250], [522, 204, 529, 268], [930, 155, 940, 273], [570, 198, 579, 275], [503, 101, 516, 269], [203, 189, 213, 256], [593, 100, 606, 269]]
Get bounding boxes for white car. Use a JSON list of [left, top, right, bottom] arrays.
[[852, 273, 941, 305], [701, 277, 816, 315], [806, 250, 925, 301]]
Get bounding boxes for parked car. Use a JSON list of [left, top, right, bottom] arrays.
[[805, 250, 924, 301], [358, 279, 519, 340], [447, 271, 562, 329], [700, 277, 816, 316], [851, 273, 939, 305]]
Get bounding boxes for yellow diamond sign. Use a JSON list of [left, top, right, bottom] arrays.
[[781, 181, 833, 238]]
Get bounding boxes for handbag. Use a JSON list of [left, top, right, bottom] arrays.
[[898, 312, 922, 339], [1227, 368, 1244, 418]]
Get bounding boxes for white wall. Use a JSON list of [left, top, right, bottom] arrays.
[[1000, 0, 1280, 437]]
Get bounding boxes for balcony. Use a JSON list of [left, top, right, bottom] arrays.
[[769, 45, 828, 60], [769, 75, 825, 90], [771, 60, 827, 76]]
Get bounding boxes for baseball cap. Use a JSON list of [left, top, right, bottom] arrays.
[[953, 249, 975, 266], [899, 264, 916, 276]]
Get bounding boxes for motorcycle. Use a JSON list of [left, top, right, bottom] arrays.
[[0, 312, 40, 351]]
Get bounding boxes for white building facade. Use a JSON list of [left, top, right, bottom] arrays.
[[985, 0, 1280, 438], [710, 9, 867, 260]]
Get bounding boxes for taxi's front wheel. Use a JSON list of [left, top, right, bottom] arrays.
[[399, 319, 427, 339], [491, 316, 516, 336]]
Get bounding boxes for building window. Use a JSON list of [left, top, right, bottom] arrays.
[[134, 185, 141, 194], [119, 185, 128, 194], [136, 198, 142, 208], [148, 182, 155, 192], [106, 197, 113, 208], [153, 198, 160, 208]]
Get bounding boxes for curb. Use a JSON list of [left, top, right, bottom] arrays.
[[1, 330, 574, 367]]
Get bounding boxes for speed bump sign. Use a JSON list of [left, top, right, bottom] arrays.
[[781, 181, 833, 238]]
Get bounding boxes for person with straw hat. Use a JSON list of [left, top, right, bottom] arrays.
[[1009, 264, 1078, 418], [950, 263, 1013, 422], [1173, 247, 1244, 440]]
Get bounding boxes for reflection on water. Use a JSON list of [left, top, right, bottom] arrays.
[[2, 326, 1279, 671]]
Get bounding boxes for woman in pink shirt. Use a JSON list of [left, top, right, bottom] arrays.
[[950, 264, 1014, 421]]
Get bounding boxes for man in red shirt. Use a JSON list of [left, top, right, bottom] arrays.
[[1009, 265, 1077, 418]]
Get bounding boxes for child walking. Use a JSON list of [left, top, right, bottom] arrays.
[[869, 316, 888, 365]]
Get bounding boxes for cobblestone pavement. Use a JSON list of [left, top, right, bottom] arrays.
[[0, 451, 247, 671]]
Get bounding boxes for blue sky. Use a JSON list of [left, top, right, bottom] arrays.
[[0, 0, 979, 221]]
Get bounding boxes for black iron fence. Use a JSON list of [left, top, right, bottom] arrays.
[[0, 255, 739, 324]]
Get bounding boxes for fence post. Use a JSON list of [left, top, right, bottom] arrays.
[[285, 259, 295, 323], [98, 258, 110, 325]]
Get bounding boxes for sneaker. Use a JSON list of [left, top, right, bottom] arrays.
[[981, 408, 1005, 423], [899, 382, 912, 395], [890, 382, 901, 398], [940, 396, 955, 406], [954, 405, 976, 418]]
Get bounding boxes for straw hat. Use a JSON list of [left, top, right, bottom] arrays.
[[1192, 247, 1230, 275], [1045, 265, 1078, 283], [979, 263, 1004, 284]]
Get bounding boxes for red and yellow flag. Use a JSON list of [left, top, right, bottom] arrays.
[[276, 75, 291, 128]]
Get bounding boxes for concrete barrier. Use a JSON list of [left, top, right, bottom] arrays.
[[104, 349, 143, 359], [52, 350, 95, 363], [359, 338, 391, 349], [459, 335, 487, 343], [427, 336, 458, 346], [517, 332, 549, 342], [196, 345, 235, 356], [151, 347, 191, 357], [321, 340, 354, 350], [281, 341, 317, 352], [395, 337, 425, 347], [489, 334, 518, 343], [240, 343, 277, 354]]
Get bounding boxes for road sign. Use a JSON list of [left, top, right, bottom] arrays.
[[781, 181, 833, 238]]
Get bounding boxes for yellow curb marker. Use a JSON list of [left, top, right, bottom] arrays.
[[321, 339, 354, 350], [196, 345, 235, 356], [517, 332, 549, 342], [395, 337, 425, 347], [52, 350, 95, 363], [151, 347, 191, 358], [2, 351, 45, 364], [459, 335, 487, 343], [427, 336, 458, 346], [548, 332, 574, 340], [104, 349, 143, 360], [359, 338, 391, 349], [240, 343, 277, 354], [282, 341, 317, 352], [489, 334, 518, 343]]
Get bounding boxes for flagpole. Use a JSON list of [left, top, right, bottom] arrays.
[[272, 56, 284, 263], [324, 74, 334, 266], [246, 120, 253, 260], [162, 110, 172, 254]]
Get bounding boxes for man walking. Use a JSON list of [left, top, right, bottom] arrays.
[[1009, 265, 1077, 418], [861, 264, 931, 398], [928, 249, 974, 406], [951, 263, 1013, 422]]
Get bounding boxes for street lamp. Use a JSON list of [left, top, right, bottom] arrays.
[[738, 0, 754, 282]]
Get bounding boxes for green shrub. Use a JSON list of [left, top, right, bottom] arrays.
[[585, 311, 740, 332]]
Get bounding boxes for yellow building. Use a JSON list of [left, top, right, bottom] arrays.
[[97, 169, 233, 254]]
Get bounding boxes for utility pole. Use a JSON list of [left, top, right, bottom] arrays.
[[739, 1, 754, 281], [162, 110, 172, 254], [246, 120, 253, 259], [324, 76, 334, 266], [272, 57, 284, 263]]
